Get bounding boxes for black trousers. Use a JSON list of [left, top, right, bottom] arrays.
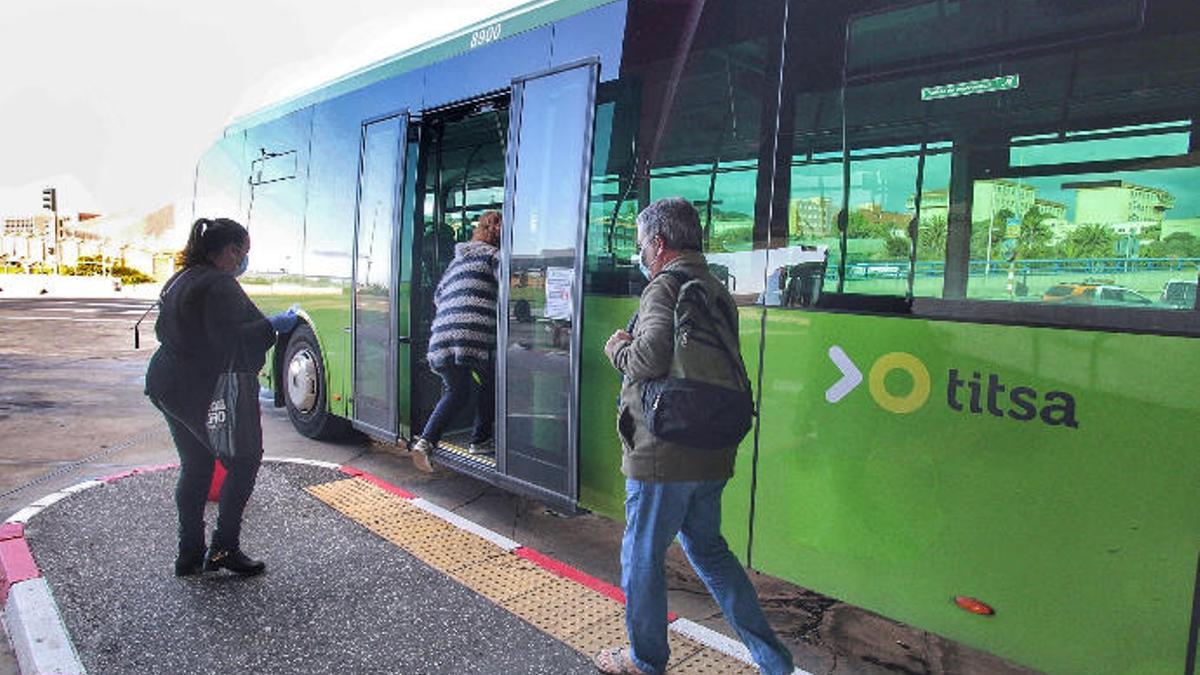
[[153, 396, 264, 554]]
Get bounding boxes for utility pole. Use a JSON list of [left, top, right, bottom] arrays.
[[41, 187, 58, 275]]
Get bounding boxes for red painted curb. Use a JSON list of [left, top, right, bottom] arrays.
[[98, 463, 179, 483], [0, 532, 40, 606], [0, 522, 23, 541], [338, 466, 417, 499], [514, 547, 678, 622]]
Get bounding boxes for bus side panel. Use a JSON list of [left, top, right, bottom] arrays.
[[578, 295, 638, 518], [751, 311, 1199, 673], [577, 296, 760, 564]]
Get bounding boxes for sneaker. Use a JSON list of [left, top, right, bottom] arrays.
[[411, 437, 434, 473], [467, 439, 494, 455]]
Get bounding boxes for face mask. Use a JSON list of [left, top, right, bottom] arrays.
[[234, 255, 248, 277], [637, 239, 656, 280], [632, 249, 652, 280]]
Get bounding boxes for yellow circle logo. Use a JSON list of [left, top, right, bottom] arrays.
[[868, 352, 931, 414]]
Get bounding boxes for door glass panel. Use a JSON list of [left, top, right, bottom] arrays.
[[353, 116, 404, 435], [503, 65, 595, 496]]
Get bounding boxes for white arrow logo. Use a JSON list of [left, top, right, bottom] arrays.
[[825, 345, 862, 403]]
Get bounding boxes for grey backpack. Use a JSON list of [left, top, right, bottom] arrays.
[[640, 270, 755, 450]]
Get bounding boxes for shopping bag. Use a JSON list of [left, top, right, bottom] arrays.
[[206, 370, 260, 460]]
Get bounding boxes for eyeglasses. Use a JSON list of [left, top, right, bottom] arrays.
[[635, 234, 657, 255]]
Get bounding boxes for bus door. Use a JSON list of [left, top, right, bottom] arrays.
[[498, 61, 599, 505], [350, 112, 411, 441]]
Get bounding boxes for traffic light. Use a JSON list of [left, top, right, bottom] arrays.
[[41, 187, 56, 212]]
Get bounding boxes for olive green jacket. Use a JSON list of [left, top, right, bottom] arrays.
[[604, 251, 740, 482]]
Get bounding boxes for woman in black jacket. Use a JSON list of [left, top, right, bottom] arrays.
[[145, 218, 296, 576]]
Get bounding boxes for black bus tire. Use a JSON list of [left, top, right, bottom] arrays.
[[282, 323, 350, 440]]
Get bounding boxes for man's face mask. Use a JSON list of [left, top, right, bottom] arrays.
[[636, 235, 656, 280]]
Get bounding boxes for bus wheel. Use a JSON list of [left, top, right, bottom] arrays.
[[283, 323, 349, 440]]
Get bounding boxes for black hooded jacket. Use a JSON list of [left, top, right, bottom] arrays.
[[144, 265, 275, 421]]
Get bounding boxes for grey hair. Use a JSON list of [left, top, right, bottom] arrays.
[[636, 197, 702, 251]]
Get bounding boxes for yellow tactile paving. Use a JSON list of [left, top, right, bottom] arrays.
[[403, 527, 508, 572], [446, 555, 560, 604], [305, 477, 756, 673], [503, 576, 625, 634]]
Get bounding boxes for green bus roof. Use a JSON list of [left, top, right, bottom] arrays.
[[225, 0, 618, 135]]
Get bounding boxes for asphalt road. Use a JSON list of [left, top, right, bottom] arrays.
[[0, 297, 1037, 675]]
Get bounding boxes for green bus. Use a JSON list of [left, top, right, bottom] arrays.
[[193, 1, 1200, 671]]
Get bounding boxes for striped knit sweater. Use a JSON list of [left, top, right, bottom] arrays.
[[428, 240, 499, 369]]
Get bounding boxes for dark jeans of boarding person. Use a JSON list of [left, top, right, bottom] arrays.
[[151, 393, 264, 557], [421, 363, 494, 445]]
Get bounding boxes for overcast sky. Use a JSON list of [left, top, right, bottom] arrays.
[[0, 0, 526, 218]]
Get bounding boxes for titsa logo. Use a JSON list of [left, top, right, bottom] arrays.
[[825, 345, 1079, 428], [826, 346, 930, 413]]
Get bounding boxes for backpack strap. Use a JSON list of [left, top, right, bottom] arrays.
[[658, 269, 748, 390], [659, 269, 739, 347]]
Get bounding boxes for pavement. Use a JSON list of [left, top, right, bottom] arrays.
[[0, 294, 1038, 675], [2, 457, 771, 675]]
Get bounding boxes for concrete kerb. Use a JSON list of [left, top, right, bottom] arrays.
[[2, 457, 803, 674]]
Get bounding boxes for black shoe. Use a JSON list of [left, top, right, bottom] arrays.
[[203, 547, 266, 576], [174, 552, 205, 577]]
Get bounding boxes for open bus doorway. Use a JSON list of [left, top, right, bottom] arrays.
[[411, 96, 510, 468], [409, 62, 598, 510]]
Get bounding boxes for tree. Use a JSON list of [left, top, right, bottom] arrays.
[[970, 208, 1013, 258], [1017, 207, 1054, 259], [917, 216, 947, 260], [1060, 223, 1116, 259], [1143, 232, 1200, 258], [884, 234, 910, 259], [846, 209, 893, 240]]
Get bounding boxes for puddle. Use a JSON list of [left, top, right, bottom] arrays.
[[0, 397, 57, 412]]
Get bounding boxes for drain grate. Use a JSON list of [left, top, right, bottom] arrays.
[[306, 477, 755, 672]]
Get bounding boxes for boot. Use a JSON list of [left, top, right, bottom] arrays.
[[174, 550, 206, 577], [204, 546, 266, 576]]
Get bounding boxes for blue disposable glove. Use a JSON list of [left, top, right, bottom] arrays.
[[268, 309, 298, 333]]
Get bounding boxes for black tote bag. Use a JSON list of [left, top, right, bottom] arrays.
[[205, 365, 260, 460]]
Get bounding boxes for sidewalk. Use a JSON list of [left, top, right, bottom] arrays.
[[1, 458, 770, 674], [0, 274, 159, 299]]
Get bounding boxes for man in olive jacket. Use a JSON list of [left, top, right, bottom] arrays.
[[596, 198, 793, 675]]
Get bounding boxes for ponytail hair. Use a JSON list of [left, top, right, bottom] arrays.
[[180, 217, 248, 268]]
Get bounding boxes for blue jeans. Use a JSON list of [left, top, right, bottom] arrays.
[[622, 479, 793, 675], [421, 364, 494, 445]]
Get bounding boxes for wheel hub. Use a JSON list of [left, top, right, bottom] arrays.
[[287, 349, 319, 414]]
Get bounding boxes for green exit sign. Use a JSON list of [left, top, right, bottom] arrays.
[[921, 74, 1020, 101]]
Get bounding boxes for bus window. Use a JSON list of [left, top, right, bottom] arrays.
[[584, 0, 783, 304], [954, 118, 1200, 309], [780, 0, 1200, 322], [244, 108, 311, 278], [839, 143, 952, 299]]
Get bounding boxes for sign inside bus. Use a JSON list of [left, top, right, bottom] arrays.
[[826, 345, 1079, 428], [921, 74, 1020, 101]]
